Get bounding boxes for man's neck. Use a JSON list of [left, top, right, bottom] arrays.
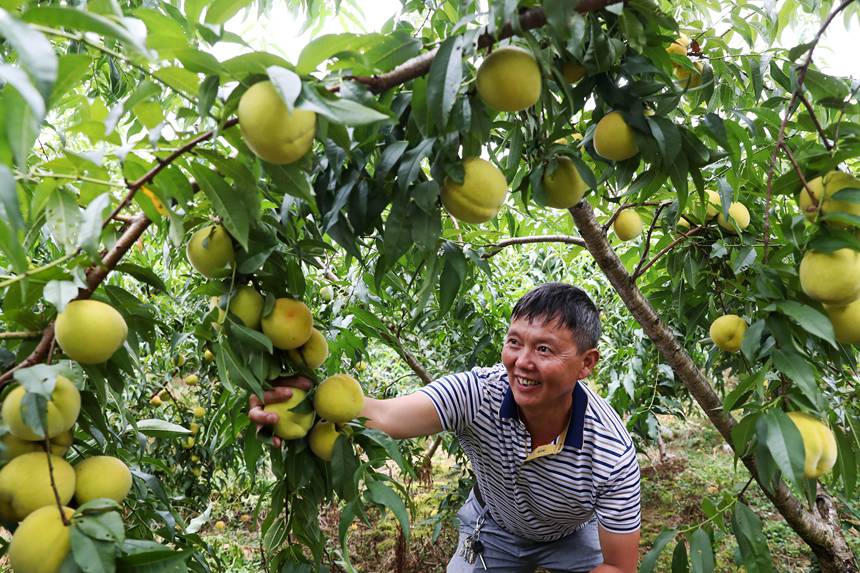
[[518, 390, 575, 447]]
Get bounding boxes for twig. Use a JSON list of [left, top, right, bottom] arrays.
[[780, 142, 819, 213], [632, 203, 670, 277], [632, 226, 706, 280], [481, 234, 587, 258], [603, 201, 669, 232], [0, 331, 41, 339], [44, 446, 70, 525], [763, 0, 855, 262], [798, 92, 833, 151], [0, 254, 76, 289]]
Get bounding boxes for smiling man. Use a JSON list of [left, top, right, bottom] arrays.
[[250, 283, 641, 572]]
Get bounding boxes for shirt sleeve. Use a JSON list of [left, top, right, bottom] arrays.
[[417, 369, 485, 432], [594, 445, 641, 533]]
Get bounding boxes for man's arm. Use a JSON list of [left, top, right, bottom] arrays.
[[590, 525, 639, 573], [362, 392, 443, 439]]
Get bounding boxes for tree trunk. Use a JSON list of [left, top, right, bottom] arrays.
[[570, 201, 858, 573]]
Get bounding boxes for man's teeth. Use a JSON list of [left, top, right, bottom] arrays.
[[518, 377, 540, 387]]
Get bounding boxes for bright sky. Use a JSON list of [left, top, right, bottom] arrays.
[[214, 2, 856, 80]]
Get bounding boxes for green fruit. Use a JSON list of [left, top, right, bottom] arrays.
[[823, 299, 860, 344], [9, 505, 75, 573], [799, 249, 860, 305], [309, 421, 340, 461], [228, 286, 264, 330], [2, 376, 80, 440], [238, 81, 316, 165], [319, 286, 334, 301], [798, 171, 860, 225], [261, 298, 314, 350], [441, 158, 508, 224], [186, 225, 235, 278], [314, 374, 364, 423], [287, 328, 329, 370], [541, 157, 587, 209], [709, 314, 747, 353], [593, 112, 639, 162], [797, 175, 825, 221], [787, 411, 838, 479], [613, 210, 643, 241], [203, 349, 215, 362], [0, 453, 75, 522], [476, 46, 541, 112], [717, 202, 751, 234], [704, 190, 721, 220], [263, 388, 315, 440], [55, 300, 128, 364], [75, 456, 132, 505]]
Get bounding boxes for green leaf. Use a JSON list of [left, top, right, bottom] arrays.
[[75, 511, 125, 543], [133, 419, 191, 438], [773, 348, 821, 409], [44, 280, 80, 312], [0, 62, 45, 119], [0, 164, 27, 272], [198, 74, 219, 119], [671, 540, 689, 573], [366, 480, 410, 541], [731, 502, 775, 572], [426, 35, 464, 130], [0, 8, 58, 99], [71, 525, 116, 573], [300, 85, 390, 126], [267, 66, 301, 112], [23, 6, 150, 57], [396, 138, 435, 191], [639, 528, 676, 573], [77, 192, 110, 257], [114, 263, 167, 292], [688, 529, 714, 573], [760, 409, 807, 492], [647, 116, 682, 166], [45, 187, 80, 254], [204, 0, 252, 24], [774, 301, 836, 346], [3, 80, 40, 169], [190, 163, 251, 250], [296, 33, 364, 75]]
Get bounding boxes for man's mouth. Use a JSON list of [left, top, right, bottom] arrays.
[[516, 376, 541, 387]]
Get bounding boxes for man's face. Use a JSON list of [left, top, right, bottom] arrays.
[[501, 316, 599, 414]]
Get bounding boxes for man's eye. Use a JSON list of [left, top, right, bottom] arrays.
[[537, 345, 551, 353]]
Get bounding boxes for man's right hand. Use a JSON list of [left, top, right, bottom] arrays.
[[248, 376, 313, 447]]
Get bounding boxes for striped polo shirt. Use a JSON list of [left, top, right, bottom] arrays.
[[419, 363, 641, 542]]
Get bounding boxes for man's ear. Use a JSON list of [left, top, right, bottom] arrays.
[[577, 348, 600, 379]]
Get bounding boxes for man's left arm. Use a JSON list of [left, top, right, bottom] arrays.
[[590, 525, 640, 573]]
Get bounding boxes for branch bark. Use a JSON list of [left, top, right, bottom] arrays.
[[482, 234, 586, 258], [570, 201, 858, 573], [350, 1, 622, 94]]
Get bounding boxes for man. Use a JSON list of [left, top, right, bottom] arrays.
[[250, 283, 640, 573]]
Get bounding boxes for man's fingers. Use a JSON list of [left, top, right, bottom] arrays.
[[249, 394, 261, 409], [249, 406, 279, 426], [263, 386, 294, 404], [270, 375, 313, 391]]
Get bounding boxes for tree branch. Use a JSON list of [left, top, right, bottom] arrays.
[[633, 225, 706, 280], [0, 331, 41, 340], [349, 1, 623, 94], [481, 234, 586, 258], [798, 92, 833, 151], [763, 0, 854, 262]]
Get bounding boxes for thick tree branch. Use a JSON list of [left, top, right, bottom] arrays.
[[571, 200, 857, 573], [350, 1, 623, 94], [482, 234, 586, 258]]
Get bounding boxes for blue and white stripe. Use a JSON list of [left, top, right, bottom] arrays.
[[419, 364, 641, 541]]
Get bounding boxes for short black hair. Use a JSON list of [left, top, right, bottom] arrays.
[[510, 283, 601, 351]]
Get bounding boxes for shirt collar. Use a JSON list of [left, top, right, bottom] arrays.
[[499, 379, 588, 449]]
